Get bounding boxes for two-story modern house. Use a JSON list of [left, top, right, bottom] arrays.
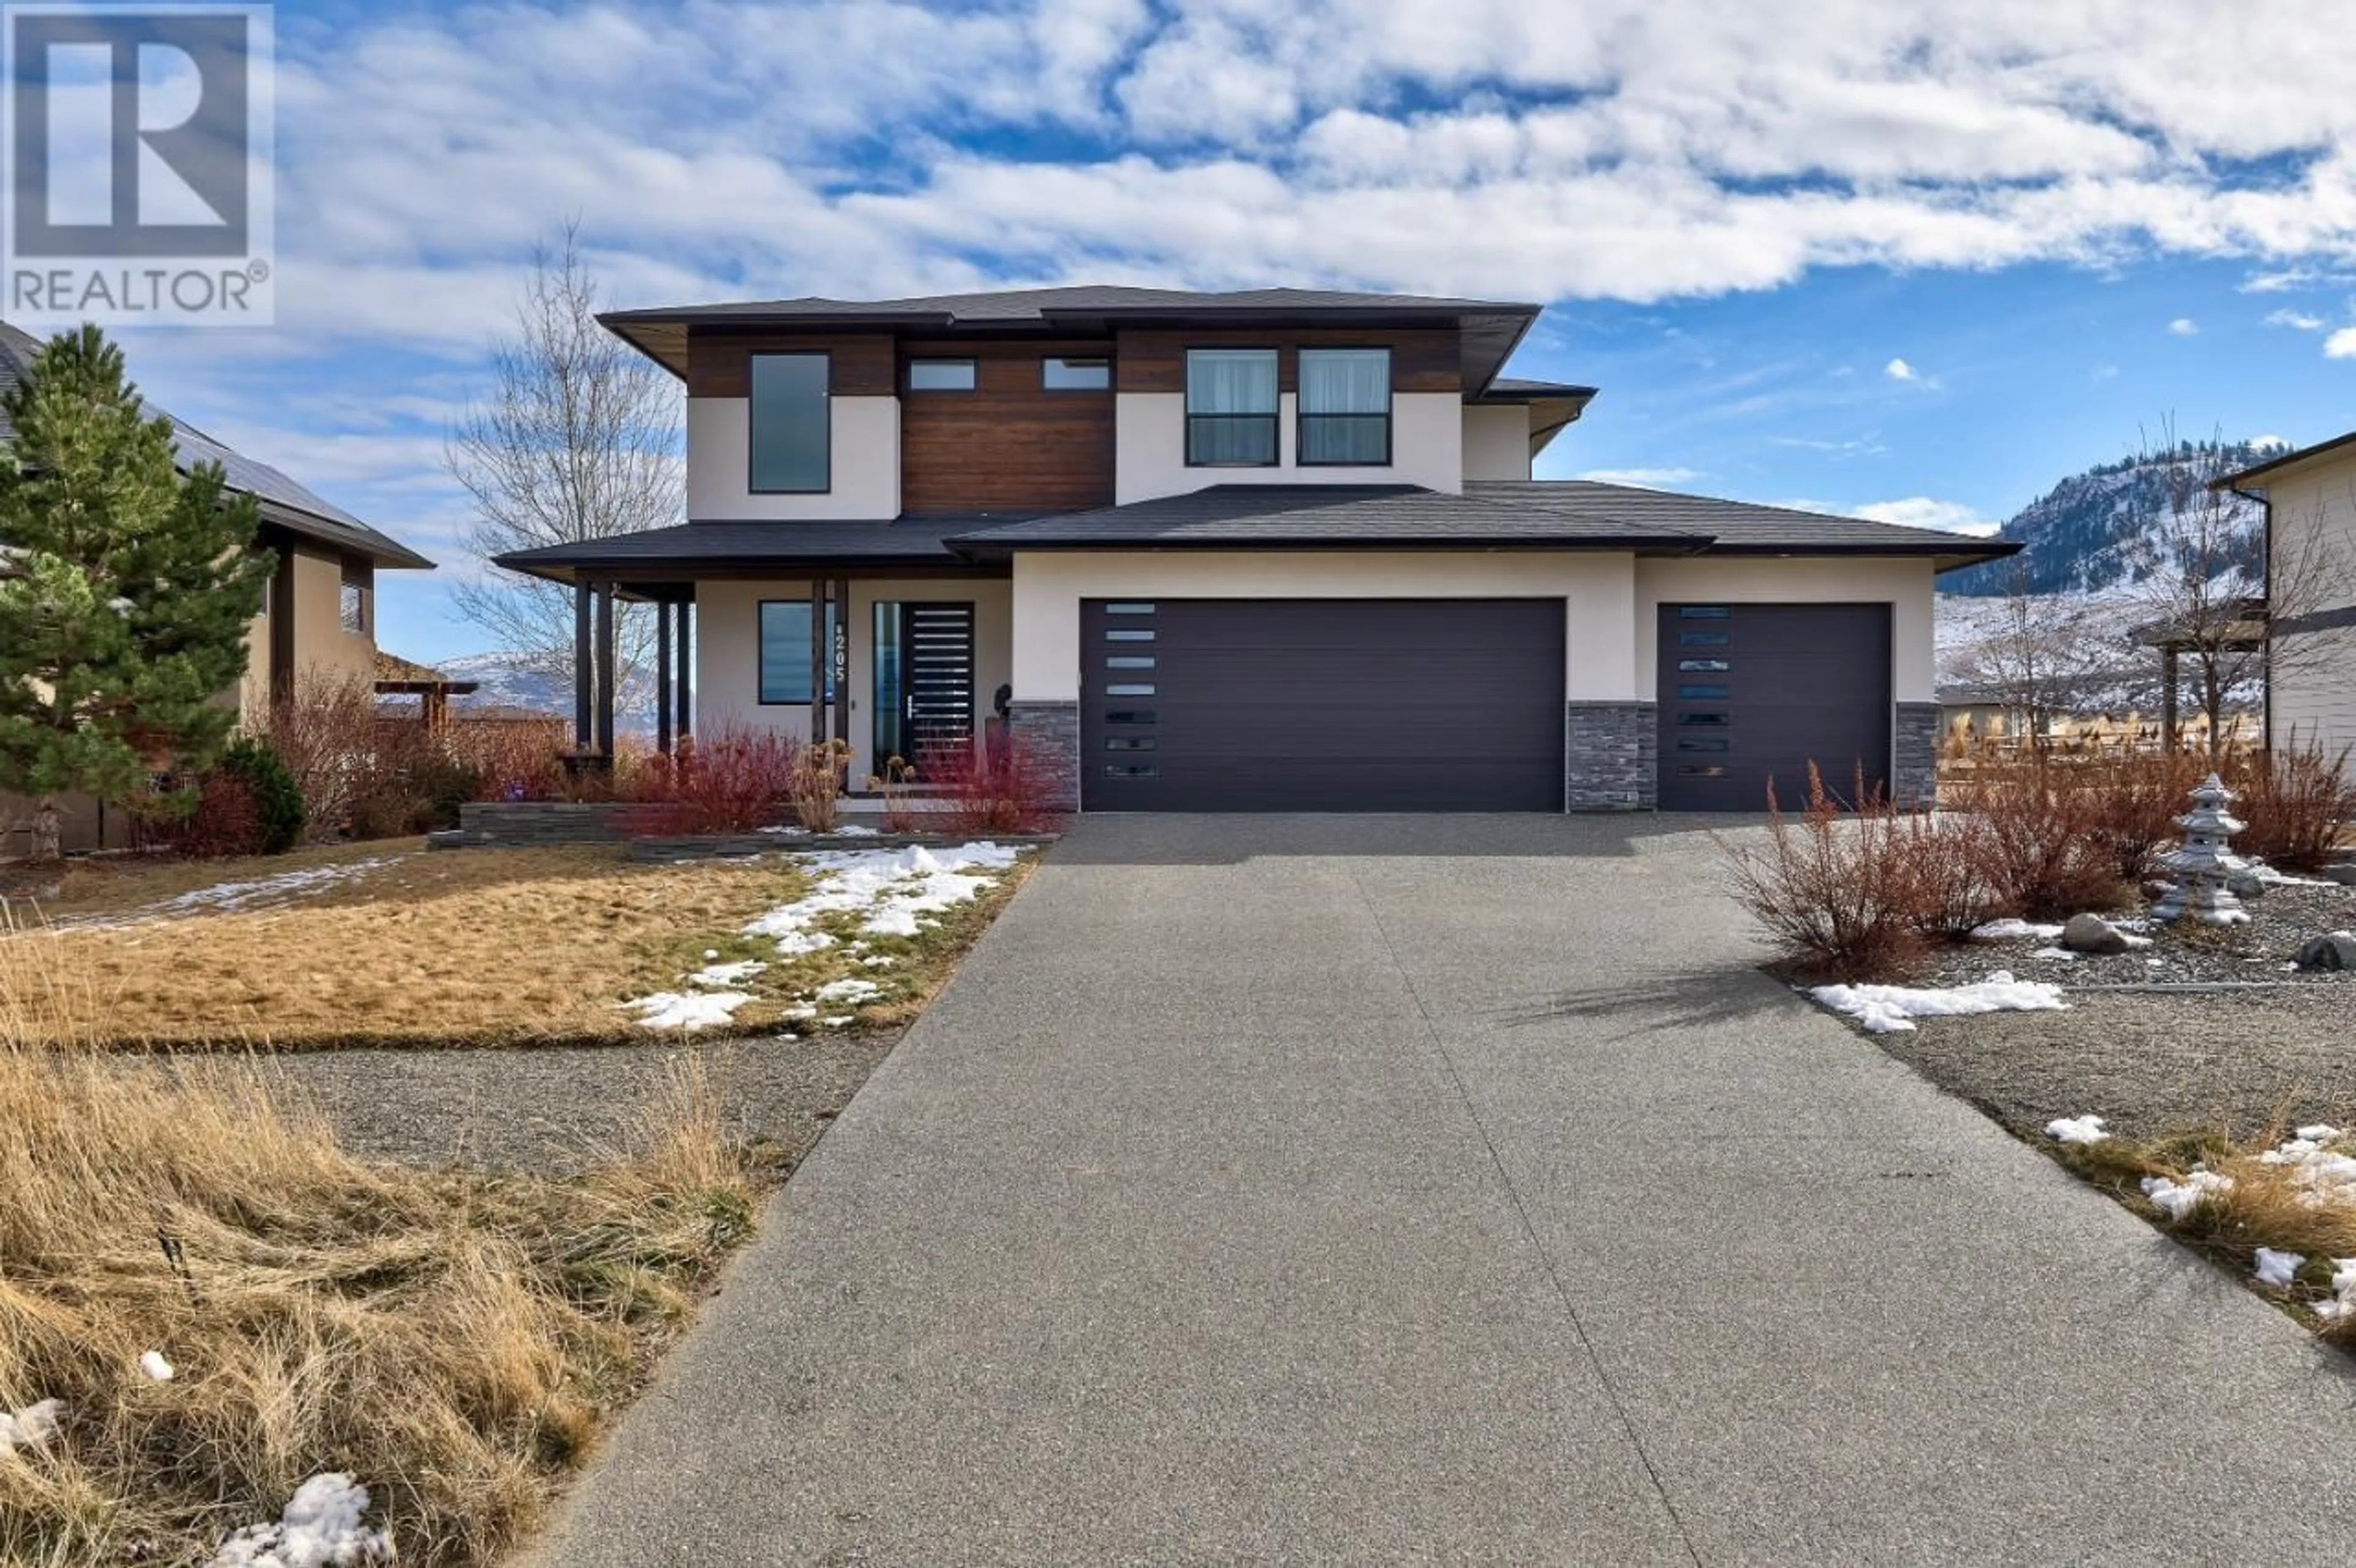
[[0, 321, 434, 853], [496, 286, 2013, 812]]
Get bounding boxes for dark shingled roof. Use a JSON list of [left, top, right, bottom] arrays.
[[493, 515, 1002, 577], [601, 284, 1536, 326], [0, 321, 431, 569], [951, 485, 1708, 551], [1466, 482, 2017, 559]]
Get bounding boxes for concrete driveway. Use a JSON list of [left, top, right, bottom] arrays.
[[534, 815, 2356, 1566]]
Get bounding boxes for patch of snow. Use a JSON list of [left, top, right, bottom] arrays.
[[139, 1350, 174, 1382], [860, 955, 895, 968], [1970, 918, 2065, 942], [2120, 933, 2154, 950], [2298, 1124, 2344, 1142], [2142, 1169, 2234, 1221], [822, 1015, 854, 1028], [210, 1472, 392, 1567], [2030, 946, 2076, 962], [2146, 958, 2165, 967], [813, 977, 880, 1006], [832, 824, 880, 837], [742, 842, 1020, 956], [2046, 1114, 2109, 1145], [703, 948, 720, 960], [627, 991, 753, 1031], [2246, 861, 2331, 888], [71, 858, 398, 929], [1807, 970, 2067, 1034], [688, 959, 767, 988], [2255, 1247, 2306, 1287], [0, 1397, 62, 1456], [755, 824, 810, 837]]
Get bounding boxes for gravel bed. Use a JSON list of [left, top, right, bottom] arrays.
[[243, 1028, 901, 1174], [1920, 880, 2356, 991]]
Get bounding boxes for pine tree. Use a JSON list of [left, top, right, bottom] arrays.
[[0, 325, 271, 815]]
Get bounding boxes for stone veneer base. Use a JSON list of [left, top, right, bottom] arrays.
[[1895, 701, 1942, 807], [1565, 701, 1658, 811], [1005, 699, 1083, 813]]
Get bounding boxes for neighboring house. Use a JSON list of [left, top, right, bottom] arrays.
[[496, 286, 2014, 812], [2215, 434, 2356, 764], [0, 321, 433, 853]]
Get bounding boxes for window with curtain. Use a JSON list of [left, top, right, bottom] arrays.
[[758, 600, 840, 704], [1185, 348, 1279, 466], [749, 353, 830, 493], [1297, 348, 1391, 466]]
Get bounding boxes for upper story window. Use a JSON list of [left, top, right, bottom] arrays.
[[1298, 348, 1392, 466], [1185, 348, 1278, 466], [338, 561, 371, 636], [1043, 356, 1110, 390], [907, 358, 976, 391], [749, 352, 830, 493]]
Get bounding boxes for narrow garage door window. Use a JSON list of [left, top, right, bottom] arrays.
[[1655, 602, 1892, 812], [1081, 599, 1565, 812]]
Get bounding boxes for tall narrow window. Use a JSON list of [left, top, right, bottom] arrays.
[[757, 600, 839, 704], [749, 353, 830, 493], [1297, 347, 1391, 465], [1185, 348, 1278, 466], [338, 561, 371, 636]]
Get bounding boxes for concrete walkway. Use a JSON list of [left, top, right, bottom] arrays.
[[535, 816, 2356, 1566]]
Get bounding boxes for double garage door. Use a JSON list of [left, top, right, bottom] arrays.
[[1076, 598, 1892, 813]]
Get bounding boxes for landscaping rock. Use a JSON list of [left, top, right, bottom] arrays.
[[2322, 863, 2356, 888], [2062, 913, 2135, 956], [2296, 932, 2356, 972], [2226, 868, 2268, 899]]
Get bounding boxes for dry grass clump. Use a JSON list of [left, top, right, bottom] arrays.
[[2052, 1120, 2356, 1347], [0, 966, 766, 1565]]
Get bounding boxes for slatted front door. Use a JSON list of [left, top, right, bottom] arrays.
[[898, 602, 977, 761]]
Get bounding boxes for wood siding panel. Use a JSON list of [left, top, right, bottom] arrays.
[[900, 340, 1114, 515], [687, 332, 896, 398], [1115, 328, 1459, 394]]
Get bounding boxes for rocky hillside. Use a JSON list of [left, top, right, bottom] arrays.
[[1942, 440, 2274, 597]]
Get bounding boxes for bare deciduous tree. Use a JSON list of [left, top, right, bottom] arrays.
[[1944, 558, 2128, 742], [447, 221, 682, 701], [2122, 424, 2343, 757]]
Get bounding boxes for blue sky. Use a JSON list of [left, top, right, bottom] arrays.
[[79, 0, 2356, 664]]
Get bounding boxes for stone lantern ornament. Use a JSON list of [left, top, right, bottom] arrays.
[[2154, 773, 2252, 926]]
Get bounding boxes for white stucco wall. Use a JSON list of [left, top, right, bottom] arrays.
[[1633, 556, 1939, 703], [1114, 391, 1465, 504], [1461, 404, 1533, 481], [2258, 459, 2356, 760], [685, 396, 901, 520], [693, 577, 1013, 787], [1009, 551, 1638, 702]]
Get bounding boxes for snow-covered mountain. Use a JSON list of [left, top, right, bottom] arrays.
[[1942, 440, 2273, 598], [437, 651, 572, 714]]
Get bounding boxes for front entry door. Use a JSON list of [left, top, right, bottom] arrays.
[[872, 601, 977, 769]]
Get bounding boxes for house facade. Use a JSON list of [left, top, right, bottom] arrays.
[[2217, 434, 2356, 765], [0, 323, 433, 854], [499, 287, 2012, 812]]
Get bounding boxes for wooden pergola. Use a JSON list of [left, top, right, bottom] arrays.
[[2131, 596, 2267, 751], [372, 651, 480, 730]]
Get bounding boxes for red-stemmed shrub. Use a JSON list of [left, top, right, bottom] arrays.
[[617, 725, 803, 835], [1948, 762, 2131, 920], [164, 769, 264, 859], [1718, 764, 1931, 980], [2231, 734, 2356, 870], [917, 734, 1069, 836]]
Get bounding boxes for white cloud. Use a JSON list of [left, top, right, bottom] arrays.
[[2250, 433, 2292, 449], [2167, 317, 2199, 335], [2090, 363, 2120, 380], [1884, 358, 1919, 382], [2325, 327, 2356, 358], [1575, 467, 1703, 486], [2264, 308, 2327, 329], [1854, 497, 2000, 536]]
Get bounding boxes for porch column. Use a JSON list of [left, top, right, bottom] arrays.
[[593, 581, 617, 758], [832, 576, 852, 753], [676, 598, 693, 740], [655, 599, 673, 755], [2160, 645, 2180, 753], [809, 578, 826, 745], [572, 580, 593, 750]]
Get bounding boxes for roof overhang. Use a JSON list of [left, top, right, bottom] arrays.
[[2212, 430, 2356, 490], [259, 504, 434, 571], [1696, 539, 2024, 574]]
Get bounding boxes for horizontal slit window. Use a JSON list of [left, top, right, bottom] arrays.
[[1104, 737, 1157, 751], [1679, 658, 1731, 672], [1105, 629, 1155, 642], [1678, 737, 1731, 753], [1679, 764, 1730, 777], [1103, 710, 1156, 724], [1679, 605, 1731, 619], [1106, 655, 1156, 669], [1677, 683, 1730, 699], [1106, 683, 1155, 696], [1104, 764, 1159, 778], [907, 358, 976, 391], [1679, 631, 1730, 645], [1105, 602, 1155, 615], [1043, 356, 1110, 390], [1678, 712, 1730, 726]]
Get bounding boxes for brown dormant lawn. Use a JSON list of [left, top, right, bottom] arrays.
[[2, 839, 1033, 1050]]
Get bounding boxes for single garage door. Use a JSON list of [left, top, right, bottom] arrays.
[[1080, 598, 1566, 812], [1656, 602, 1892, 812]]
